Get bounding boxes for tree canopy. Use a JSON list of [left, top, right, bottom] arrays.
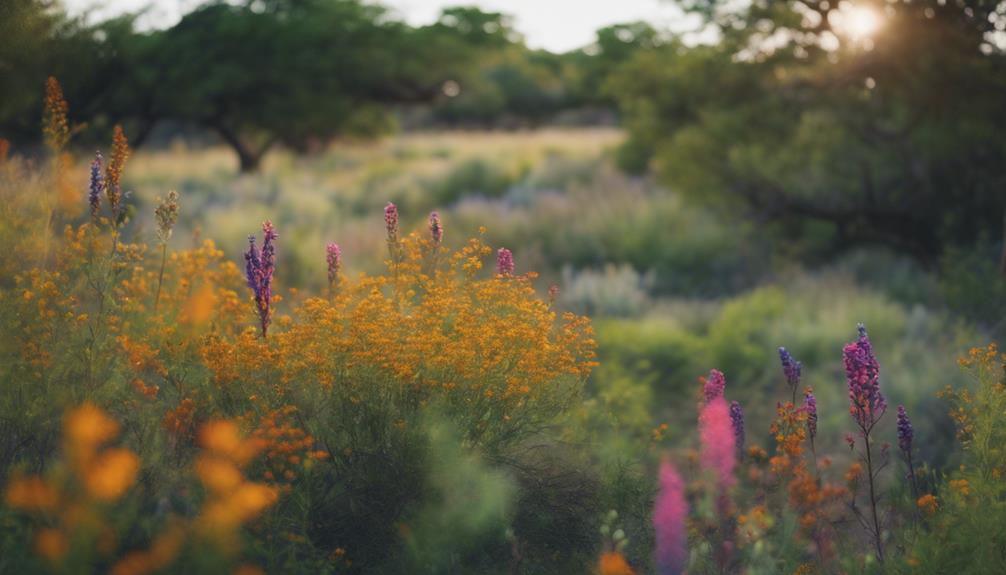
[[614, 0, 1006, 267]]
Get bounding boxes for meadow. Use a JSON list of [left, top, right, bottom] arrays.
[[0, 80, 1004, 574]]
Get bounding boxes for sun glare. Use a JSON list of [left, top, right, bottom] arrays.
[[845, 6, 881, 39]]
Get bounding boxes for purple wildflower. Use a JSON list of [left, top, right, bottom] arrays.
[[326, 242, 341, 289], [245, 221, 278, 338], [896, 405, 913, 455], [778, 347, 802, 387], [729, 400, 744, 455], [385, 202, 399, 243], [805, 391, 818, 444], [496, 247, 514, 276], [843, 323, 886, 429], [88, 152, 103, 218], [703, 369, 726, 404], [429, 211, 443, 245]]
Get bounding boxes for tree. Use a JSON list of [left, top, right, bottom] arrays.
[[612, 0, 1006, 267]]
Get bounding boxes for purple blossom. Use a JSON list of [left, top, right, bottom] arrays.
[[429, 211, 443, 245], [804, 391, 818, 443], [326, 242, 341, 289], [245, 221, 278, 338], [88, 152, 103, 218], [729, 400, 744, 455], [703, 369, 726, 404], [843, 323, 887, 430], [778, 347, 802, 387], [897, 405, 913, 455], [496, 247, 514, 276], [384, 202, 399, 243]]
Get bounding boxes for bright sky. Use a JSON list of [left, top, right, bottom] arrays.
[[62, 0, 701, 52]]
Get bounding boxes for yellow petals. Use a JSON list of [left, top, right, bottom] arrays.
[[83, 448, 139, 502], [34, 528, 69, 563], [65, 403, 120, 454], [196, 456, 244, 494], [5, 475, 59, 512], [598, 551, 635, 575]]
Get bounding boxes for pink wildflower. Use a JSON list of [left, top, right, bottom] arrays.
[[653, 461, 688, 575]]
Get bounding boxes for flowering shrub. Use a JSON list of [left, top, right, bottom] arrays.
[[0, 80, 598, 573]]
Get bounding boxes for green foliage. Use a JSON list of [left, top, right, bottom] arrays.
[[612, 0, 1006, 266], [901, 347, 1006, 574]]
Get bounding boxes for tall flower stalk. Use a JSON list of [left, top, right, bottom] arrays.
[[153, 191, 179, 311], [326, 242, 341, 298], [88, 152, 103, 221], [653, 461, 688, 575], [779, 346, 802, 403], [245, 221, 278, 338], [897, 405, 919, 500], [843, 323, 887, 562], [496, 247, 514, 277], [729, 400, 744, 459]]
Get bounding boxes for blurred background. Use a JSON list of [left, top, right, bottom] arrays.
[[3, 0, 1006, 480]]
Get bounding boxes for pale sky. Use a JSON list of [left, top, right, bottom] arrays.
[[62, 0, 701, 52]]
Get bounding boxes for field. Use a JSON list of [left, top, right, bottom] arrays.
[[1, 83, 1005, 574]]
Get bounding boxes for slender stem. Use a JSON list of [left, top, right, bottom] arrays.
[[864, 431, 884, 562], [154, 242, 167, 311], [906, 452, 919, 502]]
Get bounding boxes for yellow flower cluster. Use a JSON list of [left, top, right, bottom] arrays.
[[5, 404, 139, 565], [197, 230, 596, 449]]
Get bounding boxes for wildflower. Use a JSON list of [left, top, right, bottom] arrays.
[[845, 462, 863, 484], [155, 191, 180, 244], [34, 528, 68, 563], [384, 202, 399, 243], [950, 478, 970, 497], [778, 346, 802, 387], [89, 152, 104, 218], [43, 77, 70, 152], [244, 221, 278, 338], [5, 476, 59, 512], [65, 403, 119, 456], [729, 400, 744, 456], [702, 369, 726, 403], [843, 323, 886, 429], [496, 247, 514, 276], [105, 125, 130, 218], [82, 448, 139, 501], [896, 405, 913, 455], [598, 551, 635, 575], [429, 211, 443, 245], [326, 242, 341, 290], [653, 461, 688, 575], [804, 391, 818, 444], [916, 494, 938, 515], [700, 396, 736, 489]]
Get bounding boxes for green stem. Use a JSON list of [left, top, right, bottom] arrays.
[[154, 242, 167, 311], [864, 432, 885, 562]]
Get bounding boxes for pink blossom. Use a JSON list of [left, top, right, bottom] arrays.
[[700, 396, 736, 489], [702, 369, 726, 403], [653, 460, 688, 575]]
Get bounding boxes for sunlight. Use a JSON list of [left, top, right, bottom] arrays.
[[844, 5, 882, 39]]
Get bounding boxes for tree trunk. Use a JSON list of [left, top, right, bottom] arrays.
[[212, 122, 274, 174], [237, 148, 263, 173]]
